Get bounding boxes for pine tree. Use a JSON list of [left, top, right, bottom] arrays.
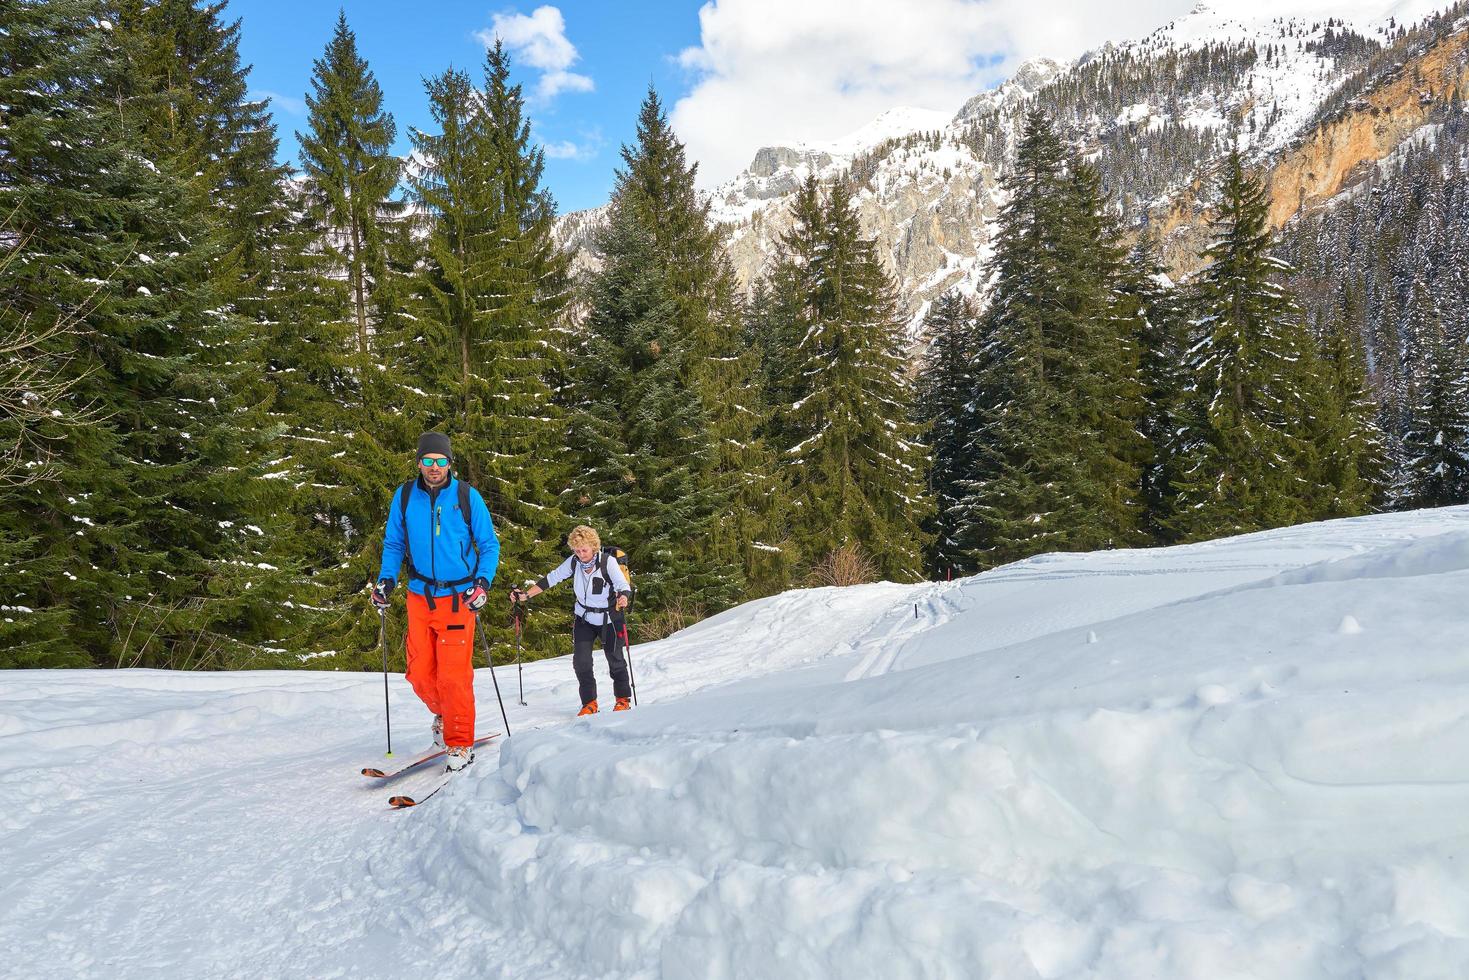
[[1170, 152, 1317, 541], [751, 177, 825, 457], [1395, 293, 1469, 508], [565, 89, 745, 615], [117, 0, 290, 290], [953, 109, 1070, 564], [603, 88, 782, 598], [913, 291, 979, 577], [1122, 232, 1191, 540], [406, 48, 576, 654], [1, 0, 297, 668], [118, 0, 308, 661], [461, 43, 574, 617], [1304, 286, 1385, 517], [1053, 161, 1148, 549], [255, 13, 420, 663], [297, 10, 404, 359], [747, 177, 826, 582], [956, 110, 1144, 565], [770, 178, 930, 580]]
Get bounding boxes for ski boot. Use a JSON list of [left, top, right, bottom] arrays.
[[577, 699, 598, 717], [431, 714, 445, 750], [445, 745, 474, 772], [614, 697, 632, 712]]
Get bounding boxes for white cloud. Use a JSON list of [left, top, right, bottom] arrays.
[[252, 89, 305, 116], [539, 69, 596, 99], [541, 127, 605, 161], [478, 5, 594, 102], [543, 139, 590, 160], [670, 0, 1193, 185]]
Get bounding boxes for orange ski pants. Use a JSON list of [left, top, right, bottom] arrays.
[[404, 591, 476, 747]]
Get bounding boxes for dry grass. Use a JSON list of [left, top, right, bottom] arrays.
[[636, 598, 707, 642]]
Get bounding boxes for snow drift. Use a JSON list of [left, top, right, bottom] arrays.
[[6, 508, 1469, 978]]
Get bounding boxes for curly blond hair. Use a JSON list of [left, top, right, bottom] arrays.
[[567, 524, 601, 552]]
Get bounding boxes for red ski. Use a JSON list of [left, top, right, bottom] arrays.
[[361, 733, 498, 782]]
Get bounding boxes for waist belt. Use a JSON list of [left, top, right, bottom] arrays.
[[409, 562, 475, 610]]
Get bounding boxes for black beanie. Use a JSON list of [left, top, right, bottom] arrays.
[[416, 431, 452, 460]]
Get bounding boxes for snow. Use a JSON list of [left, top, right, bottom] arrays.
[[1157, 0, 1443, 43], [9, 507, 1469, 976], [796, 106, 952, 157]]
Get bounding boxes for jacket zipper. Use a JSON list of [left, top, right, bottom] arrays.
[[428, 484, 439, 592]]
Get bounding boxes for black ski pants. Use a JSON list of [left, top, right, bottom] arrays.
[[573, 614, 631, 706]]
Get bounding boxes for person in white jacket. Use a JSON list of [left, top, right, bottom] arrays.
[[511, 525, 631, 715]]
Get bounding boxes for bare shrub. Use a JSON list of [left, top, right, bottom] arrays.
[[807, 544, 878, 588]]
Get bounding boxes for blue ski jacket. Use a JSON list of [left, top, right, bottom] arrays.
[[378, 476, 500, 597]]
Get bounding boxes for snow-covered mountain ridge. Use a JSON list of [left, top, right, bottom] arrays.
[[8, 506, 1469, 976], [558, 0, 1469, 337]]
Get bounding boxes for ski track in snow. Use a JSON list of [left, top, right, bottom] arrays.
[[8, 508, 1469, 977]]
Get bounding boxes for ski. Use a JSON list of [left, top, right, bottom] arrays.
[[389, 752, 478, 808], [361, 733, 498, 782], [388, 778, 451, 809]]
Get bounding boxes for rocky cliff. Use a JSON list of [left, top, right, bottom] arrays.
[[556, 1, 1469, 335]]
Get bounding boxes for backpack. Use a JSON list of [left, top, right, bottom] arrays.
[[397, 478, 479, 598], [588, 545, 634, 610]]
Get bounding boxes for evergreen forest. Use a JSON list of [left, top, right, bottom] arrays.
[[2, 0, 1463, 670]]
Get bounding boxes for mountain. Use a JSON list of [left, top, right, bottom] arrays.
[[10, 505, 1469, 975], [558, 1, 1469, 337]]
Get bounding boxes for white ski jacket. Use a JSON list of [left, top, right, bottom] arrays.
[[541, 554, 630, 627]]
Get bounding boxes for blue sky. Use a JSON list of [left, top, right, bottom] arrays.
[[233, 1, 703, 213], [232, 0, 1197, 214]]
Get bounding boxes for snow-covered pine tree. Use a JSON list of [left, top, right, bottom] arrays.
[[1120, 232, 1191, 541], [1170, 151, 1316, 541], [1276, 103, 1469, 513], [565, 89, 744, 616], [1302, 287, 1385, 518], [745, 176, 826, 580], [770, 178, 930, 581], [1, 0, 297, 667], [953, 109, 1070, 565], [118, 0, 290, 292], [750, 177, 824, 460], [913, 291, 980, 578], [0, 0, 97, 664], [607, 88, 783, 598], [956, 109, 1144, 566], [1394, 291, 1469, 509]]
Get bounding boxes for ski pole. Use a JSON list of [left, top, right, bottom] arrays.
[[618, 610, 638, 706], [378, 608, 393, 757], [476, 621, 512, 737], [512, 599, 527, 706]]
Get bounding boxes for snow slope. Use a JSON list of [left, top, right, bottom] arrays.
[[7, 507, 1469, 978]]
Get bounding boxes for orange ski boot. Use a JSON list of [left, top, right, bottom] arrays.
[[614, 697, 632, 711], [577, 699, 598, 716]]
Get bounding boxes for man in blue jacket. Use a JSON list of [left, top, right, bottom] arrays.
[[371, 432, 500, 770]]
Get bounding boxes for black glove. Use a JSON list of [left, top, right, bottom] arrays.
[[370, 579, 394, 611], [509, 586, 528, 604], [463, 577, 490, 612]]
